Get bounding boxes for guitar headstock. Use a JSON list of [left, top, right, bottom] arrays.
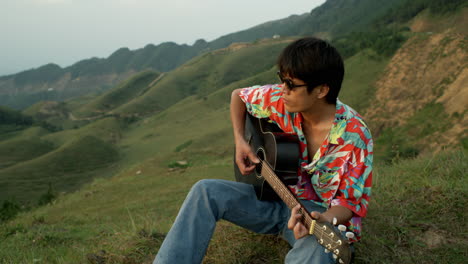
[[311, 220, 353, 264]]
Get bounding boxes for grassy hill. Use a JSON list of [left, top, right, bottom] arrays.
[[0, 116, 123, 204], [0, 1, 466, 263], [74, 70, 160, 118], [111, 39, 292, 116], [0, 137, 55, 170], [0, 91, 465, 262], [0, 106, 34, 132], [0, 135, 119, 204]]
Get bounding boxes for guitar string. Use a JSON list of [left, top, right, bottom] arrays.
[[257, 160, 344, 246], [258, 161, 322, 236], [260, 164, 347, 257], [259, 161, 346, 252]]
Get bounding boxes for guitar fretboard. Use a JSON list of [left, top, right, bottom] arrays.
[[259, 161, 328, 239]]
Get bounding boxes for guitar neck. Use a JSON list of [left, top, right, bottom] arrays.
[[260, 160, 320, 237]]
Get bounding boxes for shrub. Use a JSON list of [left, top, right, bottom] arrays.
[[0, 199, 21, 222], [37, 183, 57, 206]]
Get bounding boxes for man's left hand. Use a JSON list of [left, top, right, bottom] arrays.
[[287, 204, 330, 240]]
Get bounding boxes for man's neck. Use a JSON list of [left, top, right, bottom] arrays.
[[301, 101, 336, 128]]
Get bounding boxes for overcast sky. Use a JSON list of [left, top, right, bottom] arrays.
[[0, 0, 325, 76]]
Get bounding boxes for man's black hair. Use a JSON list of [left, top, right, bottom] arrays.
[[277, 37, 344, 104]]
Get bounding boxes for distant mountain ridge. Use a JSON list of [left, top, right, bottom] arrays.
[[0, 0, 404, 109]]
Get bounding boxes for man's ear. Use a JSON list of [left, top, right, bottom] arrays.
[[316, 84, 330, 99]]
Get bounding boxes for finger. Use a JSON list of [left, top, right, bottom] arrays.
[[293, 222, 308, 240], [287, 213, 302, 230], [243, 163, 257, 175], [287, 213, 296, 230], [311, 211, 322, 220], [247, 151, 260, 164], [235, 156, 246, 169], [236, 155, 253, 175], [236, 162, 247, 175], [288, 206, 298, 228], [292, 204, 300, 214], [288, 204, 302, 229]]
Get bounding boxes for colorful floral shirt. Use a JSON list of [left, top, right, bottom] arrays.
[[239, 84, 373, 242]]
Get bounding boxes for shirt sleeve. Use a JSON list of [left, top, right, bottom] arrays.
[[238, 84, 296, 133], [331, 131, 373, 218]]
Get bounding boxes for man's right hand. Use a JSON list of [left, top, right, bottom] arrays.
[[235, 139, 260, 175]]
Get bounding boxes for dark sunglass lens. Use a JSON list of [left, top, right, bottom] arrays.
[[277, 71, 299, 90]]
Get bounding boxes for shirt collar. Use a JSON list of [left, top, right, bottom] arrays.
[[328, 99, 348, 145]]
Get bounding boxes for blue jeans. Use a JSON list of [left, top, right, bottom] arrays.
[[153, 179, 335, 264]]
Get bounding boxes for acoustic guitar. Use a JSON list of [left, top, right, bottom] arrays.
[[234, 113, 353, 264]]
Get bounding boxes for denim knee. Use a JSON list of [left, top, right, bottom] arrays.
[[191, 179, 217, 195]]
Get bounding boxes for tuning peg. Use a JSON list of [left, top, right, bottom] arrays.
[[339, 259, 344, 264], [345, 232, 355, 239], [324, 249, 330, 253], [333, 254, 338, 259], [333, 217, 337, 225], [338, 224, 346, 232]]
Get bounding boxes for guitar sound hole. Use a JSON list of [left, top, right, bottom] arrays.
[[255, 148, 265, 175]]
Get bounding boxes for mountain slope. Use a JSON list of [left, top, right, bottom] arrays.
[[0, 134, 119, 203], [110, 39, 292, 116], [74, 70, 160, 118], [0, 0, 404, 110], [366, 8, 468, 161]]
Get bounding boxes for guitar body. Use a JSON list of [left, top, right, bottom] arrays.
[[234, 113, 300, 200]]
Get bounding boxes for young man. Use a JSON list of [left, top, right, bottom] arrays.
[[154, 37, 373, 264]]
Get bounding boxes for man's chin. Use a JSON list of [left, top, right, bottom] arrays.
[[284, 105, 299, 113]]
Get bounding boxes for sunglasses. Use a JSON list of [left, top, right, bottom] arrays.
[[277, 71, 308, 90]]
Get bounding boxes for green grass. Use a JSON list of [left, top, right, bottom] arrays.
[[0, 118, 124, 203], [0, 153, 233, 263], [41, 117, 122, 146], [0, 135, 119, 203], [357, 149, 467, 264], [0, 144, 465, 263], [374, 102, 456, 163], [0, 137, 55, 169], [75, 71, 159, 118], [17, 126, 50, 138]]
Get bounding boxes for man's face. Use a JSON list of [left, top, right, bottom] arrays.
[[279, 74, 321, 113]]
